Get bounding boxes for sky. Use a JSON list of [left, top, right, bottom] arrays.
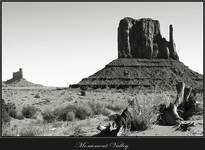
[[2, 2, 203, 87]]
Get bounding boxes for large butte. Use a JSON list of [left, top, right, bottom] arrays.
[[70, 17, 203, 91]]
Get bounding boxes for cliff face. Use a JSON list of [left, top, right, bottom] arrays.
[[118, 18, 179, 60]]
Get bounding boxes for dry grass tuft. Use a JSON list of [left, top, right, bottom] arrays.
[[2, 123, 18, 136], [129, 93, 170, 131], [88, 101, 110, 116], [42, 109, 56, 123], [19, 126, 45, 136]]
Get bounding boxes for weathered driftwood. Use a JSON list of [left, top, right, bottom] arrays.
[[178, 87, 197, 120], [93, 123, 124, 137], [158, 81, 196, 125], [93, 106, 135, 137]]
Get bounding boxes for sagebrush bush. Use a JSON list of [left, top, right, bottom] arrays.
[[2, 100, 10, 123], [2, 109, 10, 123], [41, 102, 110, 122], [88, 102, 110, 116], [129, 98, 156, 131], [15, 112, 24, 120], [131, 111, 154, 131], [22, 105, 38, 118], [6, 102, 17, 118], [54, 104, 93, 121], [9, 109, 17, 118], [2, 99, 17, 123], [66, 111, 75, 121], [54, 105, 77, 121], [41, 110, 55, 123], [75, 104, 92, 120]]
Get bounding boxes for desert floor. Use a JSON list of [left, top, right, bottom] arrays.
[[2, 86, 203, 136]]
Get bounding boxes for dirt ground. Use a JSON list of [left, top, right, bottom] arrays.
[[2, 86, 203, 136]]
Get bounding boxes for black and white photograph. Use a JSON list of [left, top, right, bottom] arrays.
[[1, 1, 203, 137]]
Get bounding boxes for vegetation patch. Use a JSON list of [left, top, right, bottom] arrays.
[[41, 101, 110, 122], [19, 126, 43, 136], [2, 99, 18, 123], [22, 105, 38, 118]]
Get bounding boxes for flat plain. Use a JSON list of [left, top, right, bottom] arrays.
[[2, 85, 203, 136]]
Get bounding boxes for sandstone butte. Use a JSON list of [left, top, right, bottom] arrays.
[[73, 18, 202, 91]]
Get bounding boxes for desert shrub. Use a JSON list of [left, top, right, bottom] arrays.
[[88, 102, 110, 116], [2, 99, 10, 123], [2, 99, 17, 122], [75, 104, 92, 120], [15, 112, 24, 120], [129, 98, 156, 131], [55, 103, 93, 121], [2, 109, 10, 123], [66, 111, 75, 121], [131, 111, 154, 131], [6, 102, 17, 118], [42, 110, 56, 123], [52, 102, 110, 122], [54, 105, 77, 121], [8, 108, 17, 118], [22, 105, 38, 118], [100, 109, 111, 116], [42, 101, 111, 122]]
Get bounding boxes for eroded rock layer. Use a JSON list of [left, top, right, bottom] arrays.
[[70, 59, 203, 91]]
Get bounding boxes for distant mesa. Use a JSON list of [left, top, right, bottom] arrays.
[[3, 68, 43, 87], [5, 68, 23, 84], [70, 17, 203, 91]]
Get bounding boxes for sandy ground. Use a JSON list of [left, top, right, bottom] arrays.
[[2, 86, 203, 136]]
